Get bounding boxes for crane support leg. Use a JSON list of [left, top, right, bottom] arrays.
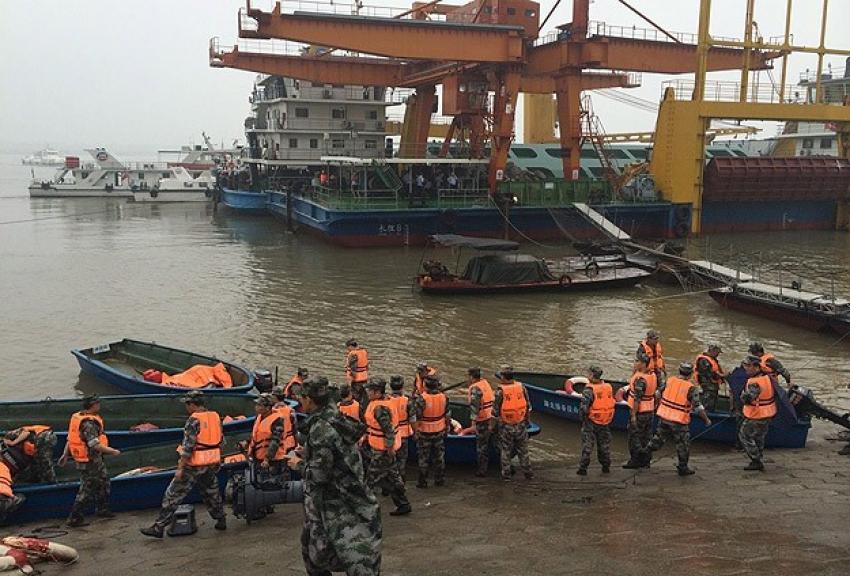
[[556, 73, 583, 181], [400, 85, 437, 158], [488, 68, 521, 193]]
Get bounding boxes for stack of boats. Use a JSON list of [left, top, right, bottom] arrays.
[[6, 336, 816, 526]]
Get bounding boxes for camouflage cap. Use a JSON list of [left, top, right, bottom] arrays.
[[254, 393, 276, 408], [646, 329, 660, 339], [707, 343, 723, 353], [424, 375, 441, 390], [748, 342, 764, 355], [301, 377, 330, 400], [678, 362, 694, 376], [416, 361, 429, 371], [588, 365, 603, 378], [297, 367, 310, 377], [366, 377, 387, 393], [270, 385, 286, 399], [82, 394, 101, 409], [345, 338, 357, 347], [389, 375, 404, 390], [468, 367, 482, 379], [743, 355, 762, 366], [180, 390, 205, 405], [338, 383, 351, 397]]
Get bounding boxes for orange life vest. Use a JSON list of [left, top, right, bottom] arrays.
[[391, 395, 413, 438], [640, 340, 665, 372], [586, 381, 615, 426], [365, 399, 400, 451], [468, 379, 495, 422], [20, 425, 51, 457], [224, 453, 247, 464], [67, 412, 108, 464], [250, 412, 287, 461], [346, 348, 369, 384], [183, 411, 222, 467], [274, 403, 298, 451], [283, 375, 303, 397], [743, 375, 777, 420], [0, 461, 12, 498], [759, 353, 776, 375], [338, 399, 361, 422], [499, 381, 528, 425], [418, 392, 448, 434], [695, 354, 723, 384], [656, 376, 696, 425], [627, 371, 658, 414], [414, 367, 437, 395]]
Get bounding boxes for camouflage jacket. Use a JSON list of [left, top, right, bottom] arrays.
[[80, 419, 104, 463], [178, 417, 201, 459]]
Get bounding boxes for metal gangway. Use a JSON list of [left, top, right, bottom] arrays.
[[572, 202, 632, 241]]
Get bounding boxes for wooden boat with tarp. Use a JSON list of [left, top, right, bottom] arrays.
[[72, 339, 255, 394], [512, 368, 810, 448], [416, 234, 651, 295]]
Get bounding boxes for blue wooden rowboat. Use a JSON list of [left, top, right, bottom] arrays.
[[220, 188, 268, 213], [7, 433, 252, 526], [71, 339, 255, 395], [512, 368, 810, 449], [0, 394, 300, 452], [406, 401, 542, 465]]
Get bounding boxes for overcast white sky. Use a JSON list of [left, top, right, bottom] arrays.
[[1, 0, 848, 154]]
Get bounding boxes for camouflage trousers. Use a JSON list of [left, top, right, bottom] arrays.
[[395, 437, 410, 482], [648, 419, 691, 468], [700, 383, 720, 412], [0, 494, 25, 523], [627, 413, 654, 460], [366, 449, 409, 509], [17, 431, 57, 484], [474, 420, 493, 474], [154, 465, 224, 529], [70, 458, 110, 518], [300, 499, 381, 576], [579, 420, 612, 470], [416, 432, 446, 483], [739, 417, 771, 462], [498, 423, 531, 478]]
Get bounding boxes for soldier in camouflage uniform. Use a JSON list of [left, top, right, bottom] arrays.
[[748, 342, 792, 386], [364, 378, 411, 515], [739, 356, 777, 471], [140, 391, 226, 537], [463, 367, 495, 477], [413, 376, 451, 488], [645, 363, 711, 476], [0, 450, 26, 523], [4, 425, 57, 483], [389, 375, 414, 482], [493, 365, 533, 481], [623, 353, 656, 469], [288, 377, 382, 576], [577, 366, 613, 476], [695, 344, 726, 411], [60, 395, 121, 527]]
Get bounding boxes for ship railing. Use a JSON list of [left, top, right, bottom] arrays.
[[662, 79, 802, 104], [499, 179, 617, 206], [533, 22, 737, 47], [275, 0, 445, 20]]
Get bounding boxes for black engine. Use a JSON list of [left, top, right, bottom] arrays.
[[230, 461, 304, 523]]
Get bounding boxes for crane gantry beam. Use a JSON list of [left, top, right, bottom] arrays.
[[242, 5, 526, 62]]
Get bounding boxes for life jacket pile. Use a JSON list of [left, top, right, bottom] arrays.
[[67, 412, 108, 464], [160, 363, 233, 389]]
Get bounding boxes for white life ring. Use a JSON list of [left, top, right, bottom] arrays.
[[0, 537, 78, 572]]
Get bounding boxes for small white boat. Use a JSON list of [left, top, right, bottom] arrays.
[[22, 148, 65, 167], [29, 149, 214, 199]]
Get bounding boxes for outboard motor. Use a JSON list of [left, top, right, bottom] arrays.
[[788, 386, 850, 429], [253, 369, 274, 393], [231, 461, 304, 523]]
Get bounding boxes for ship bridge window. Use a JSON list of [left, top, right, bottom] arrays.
[[507, 7, 516, 15], [587, 166, 606, 178], [546, 147, 569, 158], [525, 9, 536, 17], [365, 140, 378, 149], [731, 150, 748, 157], [289, 138, 298, 148], [527, 167, 555, 178], [580, 148, 598, 159], [821, 138, 834, 149], [709, 149, 733, 157], [332, 139, 345, 149], [802, 138, 814, 149], [310, 139, 319, 149], [367, 110, 378, 120], [332, 108, 346, 119], [511, 147, 538, 158], [162, 172, 170, 179], [607, 148, 630, 159], [295, 108, 309, 118], [628, 148, 648, 159]]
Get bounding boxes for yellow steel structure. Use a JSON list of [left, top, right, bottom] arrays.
[[648, 0, 850, 235]]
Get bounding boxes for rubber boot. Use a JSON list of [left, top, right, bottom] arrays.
[[66, 514, 89, 528], [416, 474, 428, 489], [214, 516, 227, 530], [622, 459, 641, 469], [389, 504, 412, 516], [601, 465, 610, 474], [524, 471, 534, 480], [97, 509, 116, 518], [744, 459, 764, 471], [639, 451, 652, 469], [139, 525, 164, 539], [576, 467, 587, 476], [677, 467, 696, 476]]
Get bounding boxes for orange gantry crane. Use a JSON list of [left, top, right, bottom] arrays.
[[211, 0, 777, 192]]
